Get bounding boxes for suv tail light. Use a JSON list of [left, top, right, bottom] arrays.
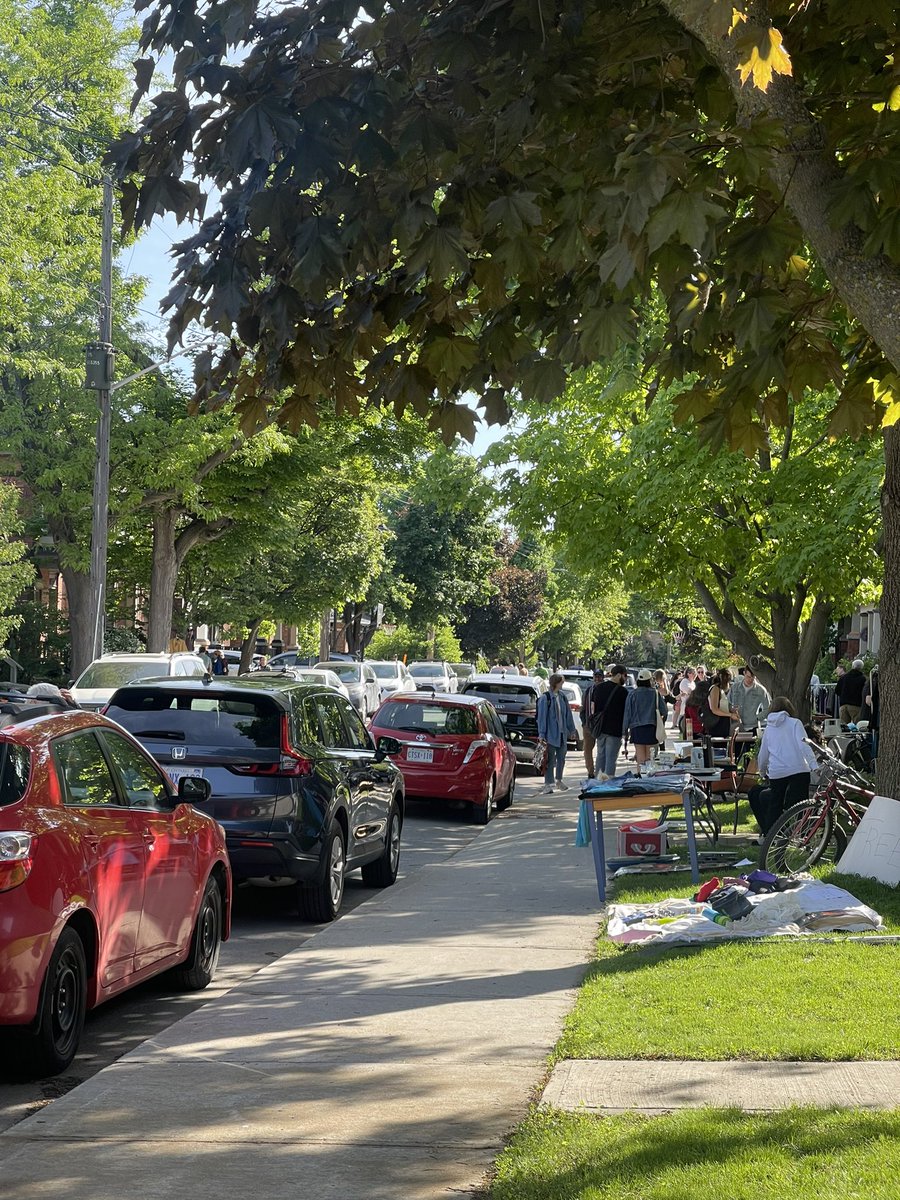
[[229, 717, 313, 777], [0, 832, 34, 892]]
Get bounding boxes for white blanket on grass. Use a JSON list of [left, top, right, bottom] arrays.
[[607, 879, 883, 945]]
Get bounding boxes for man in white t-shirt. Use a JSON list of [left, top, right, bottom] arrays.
[[676, 666, 696, 732]]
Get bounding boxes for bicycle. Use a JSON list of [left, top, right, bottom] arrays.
[[759, 743, 874, 874]]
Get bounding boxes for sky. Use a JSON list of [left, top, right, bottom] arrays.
[[122, 216, 508, 457]]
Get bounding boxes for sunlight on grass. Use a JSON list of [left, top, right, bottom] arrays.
[[490, 1108, 900, 1200], [557, 871, 900, 1061]]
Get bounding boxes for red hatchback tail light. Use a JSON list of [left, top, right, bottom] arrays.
[[0, 831, 34, 892], [462, 739, 489, 765]]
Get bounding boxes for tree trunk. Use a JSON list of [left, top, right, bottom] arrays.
[[147, 507, 179, 653], [62, 565, 94, 679], [240, 619, 262, 673], [426, 625, 435, 661], [879, 428, 899, 797], [319, 610, 331, 662]]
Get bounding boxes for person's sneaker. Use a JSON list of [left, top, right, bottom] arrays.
[[538, 784, 555, 795], [556, 781, 570, 791]]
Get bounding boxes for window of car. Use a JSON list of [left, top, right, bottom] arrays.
[[376, 700, 479, 736], [369, 663, 399, 680], [53, 732, 121, 808], [325, 663, 361, 682], [100, 731, 173, 808], [104, 689, 282, 750], [408, 663, 440, 677], [74, 660, 168, 689], [291, 695, 320, 746], [482, 705, 506, 739], [337, 698, 374, 750], [313, 693, 353, 748], [0, 741, 30, 807], [364, 666, 377, 683], [460, 682, 540, 700]]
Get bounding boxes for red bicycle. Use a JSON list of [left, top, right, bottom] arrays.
[[760, 744, 874, 874]]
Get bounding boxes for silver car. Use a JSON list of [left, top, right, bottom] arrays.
[[315, 661, 380, 718], [367, 660, 415, 702], [407, 661, 458, 693]]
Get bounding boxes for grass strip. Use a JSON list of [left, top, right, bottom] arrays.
[[490, 1107, 900, 1200], [558, 871, 900, 1062]]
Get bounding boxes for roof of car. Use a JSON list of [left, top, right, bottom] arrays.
[[379, 690, 483, 707], [463, 673, 544, 686], [105, 676, 330, 702]]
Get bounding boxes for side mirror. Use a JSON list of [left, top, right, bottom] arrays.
[[178, 775, 212, 803], [374, 735, 402, 761]]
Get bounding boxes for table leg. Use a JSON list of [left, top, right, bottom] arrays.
[[683, 784, 700, 885], [590, 805, 607, 903]]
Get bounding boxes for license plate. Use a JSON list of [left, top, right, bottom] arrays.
[[165, 767, 204, 785], [406, 747, 434, 763]]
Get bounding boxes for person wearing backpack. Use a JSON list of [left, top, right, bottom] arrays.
[[706, 667, 739, 737], [622, 669, 668, 768], [589, 664, 629, 779]]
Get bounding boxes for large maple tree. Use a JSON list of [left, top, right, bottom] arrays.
[[112, 0, 900, 790]]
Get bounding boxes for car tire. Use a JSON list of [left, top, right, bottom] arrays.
[[472, 776, 495, 825], [27, 926, 88, 1078], [298, 821, 346, 922], [171, 877, 222, 991], [361, 802, 402, 888], [496, 770, 516, 812]]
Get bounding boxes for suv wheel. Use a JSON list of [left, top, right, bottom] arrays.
[[298, 821, 346, 922]]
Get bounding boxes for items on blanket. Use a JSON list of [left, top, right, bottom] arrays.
[[607, 878, 884, 944], [617, 818, 669, 857]]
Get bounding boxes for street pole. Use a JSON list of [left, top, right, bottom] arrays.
[[88, 174, 114, 662]]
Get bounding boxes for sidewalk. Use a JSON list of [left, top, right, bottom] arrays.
[[0, 763, 601, 1200]]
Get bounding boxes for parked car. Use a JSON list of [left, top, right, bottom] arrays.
[[560, 669, 595, 694], [267, 651, 316, 669], [103, 676, 404, 923], [407, 661, 458, 693], [369, 691, 515, 823], [70, 652, 208, 711], [210, 648, 266, 674], [315, 661, 381, 718], [559, 681, 585, 751], [367, 660, 414, 701], [450, 662, 478, 684], [458, 674, 548, 765], [0, 690, 231, 1077]]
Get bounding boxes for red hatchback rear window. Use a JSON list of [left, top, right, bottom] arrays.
[[376, 701, 479, 737], [0, 741, 31, 807]]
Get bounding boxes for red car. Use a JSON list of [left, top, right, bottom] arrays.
[[368, 691, 516, 823], [0, 694, 231, 1077]]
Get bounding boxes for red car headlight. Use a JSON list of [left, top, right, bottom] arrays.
[[0, 831, 34, 892]]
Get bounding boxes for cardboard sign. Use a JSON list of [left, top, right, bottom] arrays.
[[836, 796, 900, 886]]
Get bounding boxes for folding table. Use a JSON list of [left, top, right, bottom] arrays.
[[585, 777, 707, 903]]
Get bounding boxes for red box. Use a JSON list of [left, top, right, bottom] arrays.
[[616, 819, 669, 857]]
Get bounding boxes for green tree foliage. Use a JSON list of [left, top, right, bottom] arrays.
[[0, 482, 32, 647], [497, 369, 881, 710], [103, 0, 900, 790], [386, 448, 501, 631], [456, 532, 546, 660], [366, 620, 462, 664]]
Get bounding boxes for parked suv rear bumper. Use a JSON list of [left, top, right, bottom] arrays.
[[226, 831, 323, 884]]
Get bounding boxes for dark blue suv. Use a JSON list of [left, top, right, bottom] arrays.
[[104, 676, 404, 921]]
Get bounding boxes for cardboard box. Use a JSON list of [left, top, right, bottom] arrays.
[[616, 819, 669, 857]]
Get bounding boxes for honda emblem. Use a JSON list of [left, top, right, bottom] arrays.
[[171, 747, 187, 760]]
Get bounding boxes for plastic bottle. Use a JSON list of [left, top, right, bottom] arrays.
[[702, 907, 732, 927]]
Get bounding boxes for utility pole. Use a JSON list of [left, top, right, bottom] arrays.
[[86, 175, 115, 663]]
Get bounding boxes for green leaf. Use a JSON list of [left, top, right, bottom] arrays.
[[420, 335, 480, 383], [484, 192, 543, 235], [428, 403, 479, 446], [407, 226, 470, 280], [518, 357, 568, 405], [646, 191, 726, 253], [731, 293, 786, 350]]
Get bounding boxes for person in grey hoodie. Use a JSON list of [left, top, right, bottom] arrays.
[[748, 697, 819, 835], [728, 665, 770, 731]]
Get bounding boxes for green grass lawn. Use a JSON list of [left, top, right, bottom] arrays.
[[557, 870, 900, 1061], [489, 1108, 900, 1200]]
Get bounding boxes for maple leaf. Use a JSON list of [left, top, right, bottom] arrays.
[[735, 27, 793, 92]]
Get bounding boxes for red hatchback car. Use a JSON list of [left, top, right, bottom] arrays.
[[0, 693, 231, 1077], [368, 692, 516, 823]]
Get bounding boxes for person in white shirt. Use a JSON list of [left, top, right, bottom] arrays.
[[675, 666, 696, 733], [748, 697, 819, 836]]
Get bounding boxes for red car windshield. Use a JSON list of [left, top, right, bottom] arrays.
[[376, 701, 478, 737]]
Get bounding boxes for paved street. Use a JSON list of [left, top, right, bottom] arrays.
[[0, 799, 489, 1135]]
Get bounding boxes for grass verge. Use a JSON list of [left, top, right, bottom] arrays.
[[490, 1107, 900, 1200], [556, 870, 900, 1061]]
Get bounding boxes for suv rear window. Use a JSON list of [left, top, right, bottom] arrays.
[[377, 701, 479, 736], [0, 741, 31, 806], [105, 689, 282, 750], [461, 683, 539, 700]]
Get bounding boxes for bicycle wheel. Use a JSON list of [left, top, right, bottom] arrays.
[[761, 800, 836, 874]]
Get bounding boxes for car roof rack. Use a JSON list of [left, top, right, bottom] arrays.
[[0, 688, 76, 728]]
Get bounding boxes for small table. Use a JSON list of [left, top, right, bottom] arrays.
[[586, 779, 703, 903]]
